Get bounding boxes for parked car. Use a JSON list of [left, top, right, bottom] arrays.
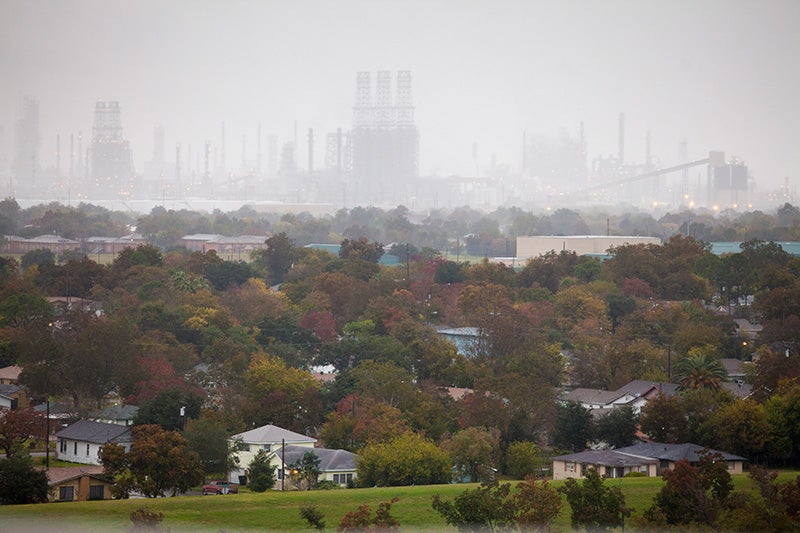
[[202, 480, 239, 495]]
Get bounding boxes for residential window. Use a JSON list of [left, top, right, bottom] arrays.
[[86, 443, 90, 456], [566, 462, 575, 472], [333, 473, 353, 485], [59, 439, 66, 453], [74, 442, 77, 455], [88, 485, 105, 500], [277, 468, 284, 480], [59, 486, 74, 501]]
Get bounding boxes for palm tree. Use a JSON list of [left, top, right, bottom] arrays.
[[675, 353, 727, 390]]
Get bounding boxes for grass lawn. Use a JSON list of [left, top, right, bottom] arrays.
[[0, 472, 797, 532]]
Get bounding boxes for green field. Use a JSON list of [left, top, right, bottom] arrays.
[[0, 472, 795, 532]]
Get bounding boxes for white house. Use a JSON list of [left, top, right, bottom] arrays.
[[55, 420, 132, 465], [269, 444, 357, 489], [228, 424, 316, 484]]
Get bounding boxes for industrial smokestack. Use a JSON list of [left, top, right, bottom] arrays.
[[308, 128, 314, 174], [618, 112, 625, 164]]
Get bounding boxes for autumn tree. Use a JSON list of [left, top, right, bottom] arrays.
[[639, 392, 685, 443], [0, 407, 47, 458], [240, 352, 321, 433], [127, 424, 203, 497], [18, 312, 138, 414], [645, 453, 733, 528]]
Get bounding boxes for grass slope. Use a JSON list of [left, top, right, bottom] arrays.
[[0, 473, 795, 532]]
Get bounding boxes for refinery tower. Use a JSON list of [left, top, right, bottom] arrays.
[[350, 71, 419, 204], [90, 101, 134, 198]]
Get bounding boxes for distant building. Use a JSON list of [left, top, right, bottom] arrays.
[[516, 235, 661, 262], [46, 465, 113, 502], [89, 101, 134, 197], [0, 234, 81, 254], [179, 234, 267, 256]]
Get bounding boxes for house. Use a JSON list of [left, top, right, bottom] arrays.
[[228, 424, 317, 484], [269, 444, 357, 489], [559, 380, 679, 414], [46, 465, 113, 501], [552, 442, 747, 480], [436, 326, 481, 357], [55, 420, 133, 465], [615, 442, 747, 475], [0, 365, 23, 385], [552, 449, 658, 480], [89, 404, 138, 426], [0, 384, 28, 409]]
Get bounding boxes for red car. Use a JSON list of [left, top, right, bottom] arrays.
[[202, 480, 239, 495]]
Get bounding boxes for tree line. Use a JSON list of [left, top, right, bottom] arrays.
[[0, 200, 799, 501]]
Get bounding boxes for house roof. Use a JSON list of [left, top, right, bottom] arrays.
[[230, 424, 316, 446], [90, 404, 138, 422], [553, 449, 658, 468], [45, 465, 105, 485], [0, 366, 23, 382], [617, 380, 679, 397], [55, 420, 132, 444], [559, 388, 626, 405], [615, 442, 748, 462], [719, 358, 751, 378], [720, 380, 753, 399], [275, 445, 357, 472], [0, 383, 23, 396]]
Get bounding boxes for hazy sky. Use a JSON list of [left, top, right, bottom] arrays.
[[1, 0, 798, 190]]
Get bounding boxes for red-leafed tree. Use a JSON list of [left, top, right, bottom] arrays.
[[0, 407, 47, 458]]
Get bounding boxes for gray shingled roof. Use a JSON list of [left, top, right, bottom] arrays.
[[552, 449, 657, 468], [55, 420, 132, 444], [230, 424, 316, 446], [90, 404, 139, 421], [615, 442, 747, 462], [276, 445, 356, 472]]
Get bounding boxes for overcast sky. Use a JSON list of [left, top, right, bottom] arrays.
[[1, 0, 798, 190]]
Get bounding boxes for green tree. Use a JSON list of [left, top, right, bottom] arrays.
[[253, 232, 295, 285], [184, 412, 237, 479], [289, 450, 322, 490], [551, 401, 594, 452], [593, 406, 638, 449], [432, 479, 516, 533], [127, 424, 203, 497], [133, 387, 204, 431], [247, 449, 277, 492], [0, 454, 49, 504], [356, 433, 450, 487], [675, 351, 727, 390], [505, 441, 541, 479], [444, 426, 500, 483], [710, 399, 772, 462], [559, 468, 631, 533], [20, 248, 55, 270]]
